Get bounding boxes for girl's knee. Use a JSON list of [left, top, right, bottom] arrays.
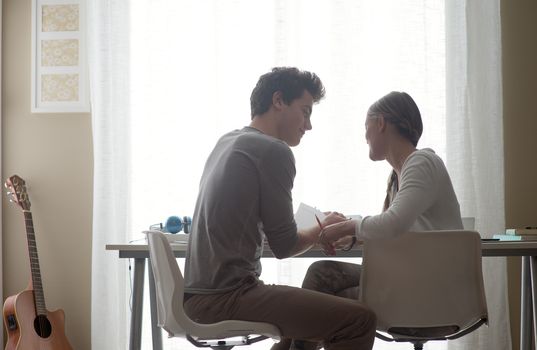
[[302, 261, 334, 290], [305, 260, 332, 275]]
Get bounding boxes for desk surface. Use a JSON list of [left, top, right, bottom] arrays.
[[106, 240, 537, 259]]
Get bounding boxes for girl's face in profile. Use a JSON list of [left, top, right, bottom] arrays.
[[364, 115, 387, 161]]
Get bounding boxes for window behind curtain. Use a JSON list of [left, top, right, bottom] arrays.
[[129, 1, 447, 349]]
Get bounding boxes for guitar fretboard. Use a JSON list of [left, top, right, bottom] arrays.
[[23, 210, 47, 316]]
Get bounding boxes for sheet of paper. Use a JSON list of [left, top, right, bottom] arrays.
[[294, 202, 326, 230], [294, 202, 362, 230]]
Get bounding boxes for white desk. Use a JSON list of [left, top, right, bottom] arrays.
[[106, 241, 537, 350]]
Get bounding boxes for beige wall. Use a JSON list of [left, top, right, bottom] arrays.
[[2, 0, 93, 349], [1, 0, 536, 349], [502, 1, 537, 350]]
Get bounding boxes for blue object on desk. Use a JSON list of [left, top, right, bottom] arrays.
[[150, 215, 193, 234], [182, 216, 192, 233], [493, 234, 537, 241], [164, 216, 183, 233]]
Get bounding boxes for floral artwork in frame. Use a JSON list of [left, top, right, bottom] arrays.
[[32, 0, 89, 113]]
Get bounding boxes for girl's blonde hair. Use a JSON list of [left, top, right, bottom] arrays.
[[367, 92, 422, 211]]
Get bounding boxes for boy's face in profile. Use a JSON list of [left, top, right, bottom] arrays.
[[277, 91, 314, 147]]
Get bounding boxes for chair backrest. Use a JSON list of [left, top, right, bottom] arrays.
[[359, 230, 488, 340], [145, 230, 192, 336]]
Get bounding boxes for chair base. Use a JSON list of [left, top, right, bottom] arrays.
[[413, 342, 424, 350], [187, 334, 270, 349]]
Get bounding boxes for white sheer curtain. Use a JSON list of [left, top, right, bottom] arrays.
[[88, 1, 507, 349], [88, 1, 132, 349], [445, 1, 508, 349]]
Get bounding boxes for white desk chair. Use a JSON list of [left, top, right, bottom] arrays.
[[144, 230, 281, 350], [360, 230, 488, 350]]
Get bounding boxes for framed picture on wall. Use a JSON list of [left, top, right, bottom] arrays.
[[31, 0, 89, 113]]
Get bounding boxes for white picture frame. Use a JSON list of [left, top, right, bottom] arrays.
[[31, 0, 89, 113]]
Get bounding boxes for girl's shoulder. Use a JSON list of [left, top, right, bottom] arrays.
[[409, 148, 443, 163], [404, 148, 447, 174]]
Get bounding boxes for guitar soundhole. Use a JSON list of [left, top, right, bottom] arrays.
[[33, 315, 52, 338]]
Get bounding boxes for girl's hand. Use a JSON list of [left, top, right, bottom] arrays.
[[319, 219, 356, 246], [321, 211, 347, 226], [332, 235, 355, 249]]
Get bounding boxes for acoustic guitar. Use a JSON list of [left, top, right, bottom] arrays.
[[3, 175, 73, 350]]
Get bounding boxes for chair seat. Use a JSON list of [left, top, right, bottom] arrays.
[[389, 325, 459, 339], [168, 318, 281, 341]]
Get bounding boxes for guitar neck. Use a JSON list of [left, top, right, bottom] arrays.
[[23, 210, 47, 315]]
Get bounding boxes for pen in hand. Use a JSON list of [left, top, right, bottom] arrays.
[[315, 214, 329, 242], [315, 214, 323, 231], [315, 214, 335, 256]]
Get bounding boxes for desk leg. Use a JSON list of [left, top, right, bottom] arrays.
[[521, 256, 532, 350], [130, 258, 146, 350], [530, 256, 537, 348], [148, 258, 163, 350]]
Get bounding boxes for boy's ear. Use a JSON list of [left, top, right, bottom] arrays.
[[272, 91, 284, 110]]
